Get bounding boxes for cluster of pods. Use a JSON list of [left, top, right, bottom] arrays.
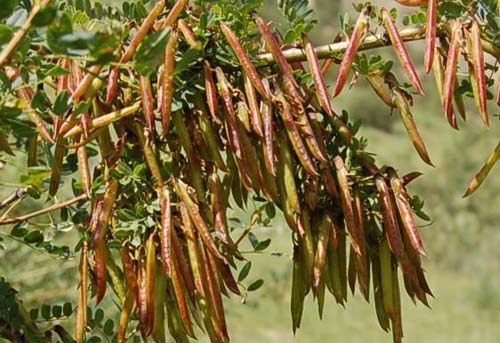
[[1, 1, 443, 342]]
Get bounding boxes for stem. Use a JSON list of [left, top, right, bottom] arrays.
[[0, 193, 88, 225], [0, 0, 52, 67], [257, 24, 500, 63], [0, 188, 27, 211]]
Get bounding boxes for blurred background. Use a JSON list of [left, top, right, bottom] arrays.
[[2, 0, 500, 342]]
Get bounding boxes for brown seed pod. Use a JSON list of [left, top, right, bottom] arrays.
[[178, 18, 200, 49], [139, 75, 156, 135], [443, 18, 462, 129], [161, 29, 178, 138], [333, 6, 370, 97], [334, 156, 361, 255], [160, 187, 172, 277], [120, 245, 139, 305], [76, 241, 88, 343], [220, 22, 268, 100], [204, 60, 222, 124], [424, 0, 437, 74], [387, 168, 426, 256], [381, 7, 424, 96], [463, 141, 500, 197], [243, 73, 264, 137]]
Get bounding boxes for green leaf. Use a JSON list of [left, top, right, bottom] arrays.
[[11, 225, 27, 237], [255, 238, 271, 251], [135, 28, 170, 76], [54, 90, 71, 115], [63, 302, 72, 317], [94, 308, 104, 324], [248, 231, 258, 249], [265, 203, 275, 219], [247, 279, 264, 292], [41, 304, 51, 320], [52, 305, 62, 318], [24, 230, 44, 244], [103, 319, 114, 336], [32, 6, 57, 27], [0, 0, 18, 20], [238, 261, 251, 282], [30, 308, 39, 320]]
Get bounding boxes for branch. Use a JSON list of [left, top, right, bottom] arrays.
[[256, 24, 500, 63], [0, 0, 52, 67], [0, 193, 88, 225], [0, 188, 27, 211]]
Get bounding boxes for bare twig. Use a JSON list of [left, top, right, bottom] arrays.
[[257, 24, 500, 63], [0, 188, 27, 211], [0, 193, 88, 225]]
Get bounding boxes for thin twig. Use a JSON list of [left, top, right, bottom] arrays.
[[257, 24, 500, 63], [0, 193, 88, 225], [235, 212, 261, 246], [0, 188, 27, 211], [0, 0, 52, 67]]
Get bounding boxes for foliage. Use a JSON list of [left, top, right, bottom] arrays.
[[0, 0, 500, 342]]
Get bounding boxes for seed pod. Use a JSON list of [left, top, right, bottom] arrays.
[[170, 228, 196, 337], [277, 132, 301, 214], [334, 156, 361, 255], [216, 67, 243, 160], [135, 124, 164, 190], [303, 33, 333, 116], [178, 19, 200, 49], [387, 168, 426, 256], [152, 264, 167, 343], [174, 178, 227, 263], [463, 141, 500, 197], [333, 6, 370, 97], [424, 0, 437, 74], [374, 174, 410, 279], [120, 245, 139, 305], [313, 214, 331, 293], [381, 8, 424, 96], [327, 232, 344, 304], [243, 73, 264, 137], [296, 110, 328, 164], [76, 136, 91, 197], [76, 241, 88, 343], [200, 241, 229, 341], [253, 15, 297, 90], [63, 102, 142, 139], [401, 171, 423, 186], [220, 22, 268, 100], [379, 238, 394, 320], [204, 61, 222, 124], [121, 1, 166, 64], [298, 209, 316, 283], [209, 167, 232, 246], [353, 184, 369, 300], [274, 93, 318, 175], [117, 290, 135, 343], [366, 74, 394, 107], [466, 21, 489, 127], [145, 232, 156, 335], [261, 79, 275, 175], [161, 29, 177, 138], [72, 65, 103, 103], [372, 244, 390, 332], [139, 75, 156, 134], [391, 262, 403, 343], [105, 67, 120, 104], [393, 88, 434, 166], [348, 246, 357, 294], [160, 187, 172, 277], [236, 99, 251, 133], [137, 247, 150, 340], [291, 245, 306, 333], [443, 18, 461, 129], [48, 139, 65, 197], [156, 0, 188, 30]]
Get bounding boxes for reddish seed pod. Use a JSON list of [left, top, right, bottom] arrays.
[[303, 33, 333, 117], [261, 78, 275, 176], [120, 245, 139, 305], [333, 7, 370, 98], [443, 18, 461, 129], [424, 0, 437, 74], [161, 29, 178, 138], [468, 21, 489, 127], [334, 156, 361, 256], [381, 8, 425, 96], [139, 75, 156, 134], [156, 0, 187, 30], [204, 60, 222, 124], [160, 187, 172, 277], [178, 19, 200, 49], [243, 73, 264, 137], [220, 22, 269, 100]]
